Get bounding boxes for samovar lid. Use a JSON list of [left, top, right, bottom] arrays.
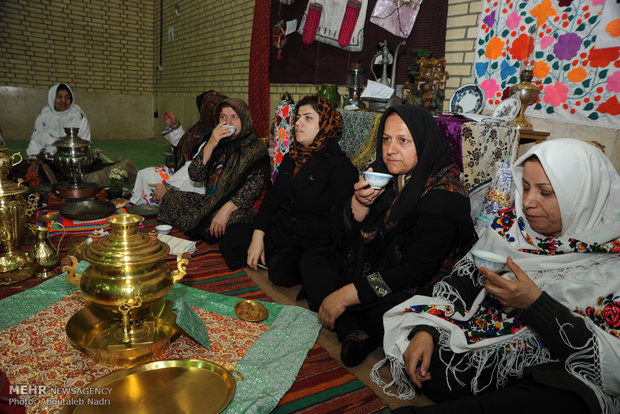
[[53, 127, 91, 149], [83, 215, 170, 266]]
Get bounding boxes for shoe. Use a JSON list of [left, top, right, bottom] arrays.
[[340, 330, 377, 367]]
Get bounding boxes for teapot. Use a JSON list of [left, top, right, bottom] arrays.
[[28, 222, 65, 278]]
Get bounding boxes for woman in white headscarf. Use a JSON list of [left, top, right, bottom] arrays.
[[375, 139, 620, 413], [26, 83, 90, 172]]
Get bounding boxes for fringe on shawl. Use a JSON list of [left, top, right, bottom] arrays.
[[370, 355, 417, 400], [561, 318, 620, 413], [373, 328, 556, 400]]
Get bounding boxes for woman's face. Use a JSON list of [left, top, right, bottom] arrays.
[[294, 104, 321, 147], [382, 113, 418, 175], [522, 158, 562, 237], [54, 90, 72, 112], [218, 106, 242, 136]]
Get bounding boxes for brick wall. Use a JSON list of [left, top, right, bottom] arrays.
[[154, 0, 254, 99], [0, 0, 154, 94], [444, 0, 481, 107]]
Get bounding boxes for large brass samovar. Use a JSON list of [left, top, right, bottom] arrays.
[[64, 214, 190, 366], [42, 127, 98, 188], [0, 148, 39, 285]]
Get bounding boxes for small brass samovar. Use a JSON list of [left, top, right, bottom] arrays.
[[0, 148, 39, 285], [64, 214, 190, 366]]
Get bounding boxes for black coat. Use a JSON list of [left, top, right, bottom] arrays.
[[255, 140, 358, 249]]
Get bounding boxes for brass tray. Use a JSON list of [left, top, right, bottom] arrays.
[[61, 359, 242, 414], [59, 200, 116, 220], [66, 299, 180, 367], [0, 259, 34, 285], [234, 299, 268, 322], [126, 204, 160, 218]]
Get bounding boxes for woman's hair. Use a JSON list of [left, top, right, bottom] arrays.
[[295, 95, 320, 113], [56, 83, 72, 101]]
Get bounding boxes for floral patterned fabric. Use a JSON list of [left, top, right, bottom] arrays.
[[461, 121, 519, 191], [272, 103, 294, 181], [474, 0, 620, 128], [492, 206, 620, 254]]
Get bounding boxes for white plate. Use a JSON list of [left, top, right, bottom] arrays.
[[449, 83, 485, 114], [493, 96, 521, 121]]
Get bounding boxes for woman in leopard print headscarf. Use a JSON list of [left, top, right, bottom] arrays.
[[220, 95, 359, 287]]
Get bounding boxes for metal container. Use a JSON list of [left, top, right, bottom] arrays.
[[0, 148, 38, 280], [43, 127, 98, 188], [64, 214, 189, 359]]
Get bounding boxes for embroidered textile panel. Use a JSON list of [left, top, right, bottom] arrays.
[[474, 0, 620, 129]]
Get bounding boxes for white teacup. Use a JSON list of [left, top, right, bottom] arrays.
[[363, 171, 393, 189], [471, 250, 507, 273]]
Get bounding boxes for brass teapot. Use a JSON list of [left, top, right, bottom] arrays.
[[28, 222, 65, 278]]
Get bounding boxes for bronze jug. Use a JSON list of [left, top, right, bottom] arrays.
[[28, 223, 65, 278]]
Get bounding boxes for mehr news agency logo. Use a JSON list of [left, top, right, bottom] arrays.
[[2, 384, 112, 407]]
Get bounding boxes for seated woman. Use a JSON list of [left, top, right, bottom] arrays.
[[302, 104, 474, 367], [130, 91, 227, 204], [380, 139, 620, 413], [24, 83, 91, 176], [219, 95, 358, 283], [157, 98, 270, 243]]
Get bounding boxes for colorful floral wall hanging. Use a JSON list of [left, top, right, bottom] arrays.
[[474, 0, 620, 129]]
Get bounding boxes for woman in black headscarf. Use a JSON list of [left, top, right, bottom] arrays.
[[301, 104, 475, 367]]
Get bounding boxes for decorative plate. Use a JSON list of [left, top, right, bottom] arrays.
[[449, 83, 485, 114], [492, 96, 521, 121]]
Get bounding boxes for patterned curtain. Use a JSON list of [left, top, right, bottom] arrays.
[[249, 0, 271, 139], [474, 0, 619, 129]]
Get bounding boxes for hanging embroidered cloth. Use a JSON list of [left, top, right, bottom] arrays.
[[474, 0, 620, 129], [370, 0, 424, 38], [297, 0, 369, 51]]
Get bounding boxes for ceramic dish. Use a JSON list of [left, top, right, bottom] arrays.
[[471, 249, 507, 273], [155, 224, 172, 234], [61, 359, 242, 414], [449, 83, 485, 114], [493, 96, 521, 121], [363, 171, 393, 189]]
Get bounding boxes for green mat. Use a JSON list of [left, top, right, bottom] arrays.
[[5, 139, 170, 170]]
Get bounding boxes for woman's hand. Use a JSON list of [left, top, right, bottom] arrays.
[[482, 257, 543, 309], [318, 284, 360, 330], [161, 111, 179, 129], [247, 230, 266, 271], [203, 123, 234, 164], [351, 168, 385, 222], [209, 201, 237, 238], [149, 183, 168, 202], [403, 331, 434, 388]]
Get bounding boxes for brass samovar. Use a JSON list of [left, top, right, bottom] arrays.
[[0, 148, 39, 285], [64, 214, 190, 366]]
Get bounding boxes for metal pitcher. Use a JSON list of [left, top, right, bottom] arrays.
[[28, 222, 65, 279]]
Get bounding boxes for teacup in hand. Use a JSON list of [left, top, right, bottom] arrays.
[[363, 171, 393, 189], [471, 250, 507, 273]]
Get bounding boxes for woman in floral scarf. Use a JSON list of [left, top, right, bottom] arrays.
[[377, 139, 620, 413]]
